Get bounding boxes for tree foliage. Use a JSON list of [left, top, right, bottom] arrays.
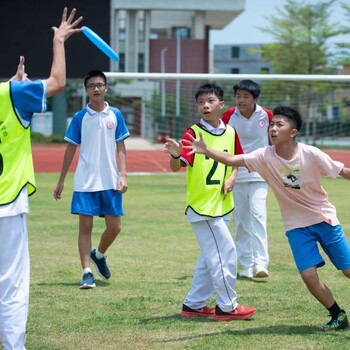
[[259, 0, 344, 74]]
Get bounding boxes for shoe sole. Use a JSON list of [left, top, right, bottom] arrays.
[[215, 311, 256, 322], [79, 283, 96, 289], [181, 311, 214, 318], [90, 258, 110, 280]]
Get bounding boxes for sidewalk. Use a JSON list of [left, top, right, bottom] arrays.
[[125, 137, 164, 150]]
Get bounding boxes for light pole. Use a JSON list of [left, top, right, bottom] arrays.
[[160, 47, 168, 117]]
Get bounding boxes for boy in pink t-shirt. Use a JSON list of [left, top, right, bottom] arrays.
[[183, 106, 350, 330]]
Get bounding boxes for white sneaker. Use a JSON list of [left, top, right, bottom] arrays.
[[238, 267, 253, 278], [253, 265, 269, 278]]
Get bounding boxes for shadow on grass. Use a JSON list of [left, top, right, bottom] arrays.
[[36, 280, 110, 287], [157, 324, 350, 343]]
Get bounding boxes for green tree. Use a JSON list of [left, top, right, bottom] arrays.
[[259, 0, 343, 74], [336, 2, 350, 66]]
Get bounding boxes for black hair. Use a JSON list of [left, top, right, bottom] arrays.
[[273, 106, 303, 131], [83, 70, 107, 87], [233, 80, 260, 98], [195, 83, 224, 101]]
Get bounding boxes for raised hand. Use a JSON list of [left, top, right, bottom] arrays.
[[181, 132, 207, 155], [51, 7, 83, 42], [164, 138, 182, 158]]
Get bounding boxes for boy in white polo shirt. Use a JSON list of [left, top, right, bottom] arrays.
[[222, 80, 272, 278], [183, 106, 350, 330], [54, 70, 130, 289]]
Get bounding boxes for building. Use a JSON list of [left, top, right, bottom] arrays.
[[213, 43, 273, 74], [110, 0, 245, 73]]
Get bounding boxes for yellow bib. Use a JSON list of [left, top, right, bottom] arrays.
[[186, 124, 235, 217], [0, 82, 36, 205]]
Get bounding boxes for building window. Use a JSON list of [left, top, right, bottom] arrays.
[[231, 46, 240, 58], [172, 27, 190, 39], [138, 53, 144, 72], [260, 67, 270, 74], [231, 68, 240, 74], [119, 53, 125, 72], [138, 14, 145, 42], [118, 11, 126, 41]]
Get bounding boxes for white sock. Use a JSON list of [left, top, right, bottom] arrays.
[[83, 267, 92, 275], [95, 249, 105, 259]]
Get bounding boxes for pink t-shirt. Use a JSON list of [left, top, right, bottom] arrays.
[[243, 143, 344, 231]]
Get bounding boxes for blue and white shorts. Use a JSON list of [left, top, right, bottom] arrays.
[[286, 221, 350, 273], [71, 190, 123, 217]]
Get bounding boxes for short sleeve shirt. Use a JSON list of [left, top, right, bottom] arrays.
[[243, 143, 344, 230]]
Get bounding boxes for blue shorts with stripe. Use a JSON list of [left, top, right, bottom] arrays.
[[71, 190, 123, 217], [286, 221, 350, 273]]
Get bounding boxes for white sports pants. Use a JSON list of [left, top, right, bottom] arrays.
[[183, 217, 238, 312], [0, 214, 29, 350], [233, 182, 269, 270]]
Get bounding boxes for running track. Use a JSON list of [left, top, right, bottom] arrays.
[[32, 144, 350, 173]]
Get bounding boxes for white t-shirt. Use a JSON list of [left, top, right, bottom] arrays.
[[222, 105, 272, 182], [243, 143, 344, 231], [65, 102, 130, 192]]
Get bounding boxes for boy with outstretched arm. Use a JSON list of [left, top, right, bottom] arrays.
[[183, 106, 350, 330]]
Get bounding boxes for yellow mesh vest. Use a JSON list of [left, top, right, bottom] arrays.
[[0, 82, 36, 205], [186, 124, 235, 217]]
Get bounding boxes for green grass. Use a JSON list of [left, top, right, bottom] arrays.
[[13, 174, 350, 349]]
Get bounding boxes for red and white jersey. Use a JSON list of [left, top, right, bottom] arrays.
[[221, 105, 273, 183]]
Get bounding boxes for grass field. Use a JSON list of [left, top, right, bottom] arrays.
[[13, 174, 350, 349]]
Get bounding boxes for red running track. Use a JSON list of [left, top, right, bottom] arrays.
[[32, 144, 349, 173]]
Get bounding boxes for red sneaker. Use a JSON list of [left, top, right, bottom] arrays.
[[215, 304, 256, 322], [181, 304, 215, 318]]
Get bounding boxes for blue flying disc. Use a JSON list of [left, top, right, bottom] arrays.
[[82, 26, 119, 62]]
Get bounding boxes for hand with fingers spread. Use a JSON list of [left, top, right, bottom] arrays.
[[181, 132, 208, 156]]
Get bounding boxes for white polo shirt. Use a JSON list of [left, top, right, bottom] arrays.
[[65, 102, 130, 192], [221, 105, 272, 183]]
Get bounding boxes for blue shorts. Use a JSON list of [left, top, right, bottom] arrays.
[[71, 190, 123, 217], [286, 221, 350, 273]]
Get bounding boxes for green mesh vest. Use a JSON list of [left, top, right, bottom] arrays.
[[0, 82, 36, 205], [186, 124, 235, 218]]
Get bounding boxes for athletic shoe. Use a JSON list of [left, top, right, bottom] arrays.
[[90, 248, 111, 279], [79, 272, 96, 289], [321, 311, 349, 330], [215, 304, 256, 322], [253, 265, 269, 278], [181, 304, 215, 318], [238, 267, 254, 279]]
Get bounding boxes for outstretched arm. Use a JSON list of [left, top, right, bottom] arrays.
[[47, 8, 83, 96], [182, 131, 246, 167]]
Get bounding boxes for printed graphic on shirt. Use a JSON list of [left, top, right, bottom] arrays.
[[278, 166, 301, 189]]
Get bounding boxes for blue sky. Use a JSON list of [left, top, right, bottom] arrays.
[[209, 0, 349, 48]]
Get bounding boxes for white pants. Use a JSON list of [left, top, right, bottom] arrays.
[[0, 214, 29, 350], [183, 218, 238, 312], [233, 182, 269, 270]]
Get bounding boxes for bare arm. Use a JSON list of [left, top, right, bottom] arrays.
[[47, 8, 83, 96], [117, 141, 128, 193], [223, 167, 237, 199], [339, 167, 350, 180], [53, 143, 77, 200], [182, 131, 246, 167]]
